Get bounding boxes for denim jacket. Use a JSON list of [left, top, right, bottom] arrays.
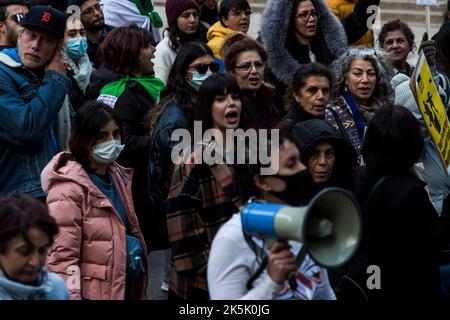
[[0, 50, 71, 198]]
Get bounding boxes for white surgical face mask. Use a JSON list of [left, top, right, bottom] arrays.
[[189, 70, 213, 91], [91, 139, 124, 164]]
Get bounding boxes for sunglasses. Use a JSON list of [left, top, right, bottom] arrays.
[[11, 13, 25, 24], [235, 61, 265, 72], [188, 62, 220, 74]]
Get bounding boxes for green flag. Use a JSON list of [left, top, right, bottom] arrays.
[[130, 0, 163, 28]]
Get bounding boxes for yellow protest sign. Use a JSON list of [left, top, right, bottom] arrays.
[[411, 52, 450, 170]]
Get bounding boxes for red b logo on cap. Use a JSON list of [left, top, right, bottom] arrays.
[[41, 11, 51, 23]]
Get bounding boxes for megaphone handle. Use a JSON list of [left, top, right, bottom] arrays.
[[288, 245, 308, 291]]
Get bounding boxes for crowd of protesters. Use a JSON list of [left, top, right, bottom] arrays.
[[1, 0, 450, 301]]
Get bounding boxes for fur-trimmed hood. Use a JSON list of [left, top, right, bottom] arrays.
[[261, 0, 348, 85]]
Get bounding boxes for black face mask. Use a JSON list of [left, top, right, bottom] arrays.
[[269, 170, 319, 206]]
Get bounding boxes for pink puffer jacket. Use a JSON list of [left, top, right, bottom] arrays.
[[41, 152, 148, 300]]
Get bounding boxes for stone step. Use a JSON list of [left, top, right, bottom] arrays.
[[380, 9, 444, 26], [154, 0, 444, 27], [380, 2, 443, 12], [154, 0, 267, 13]]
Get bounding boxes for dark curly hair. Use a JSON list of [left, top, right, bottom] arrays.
[[378, 19, 416, 52], [0, 192, 58, 254], [284, 62, 331, 107], [330, 48, 394, 104]]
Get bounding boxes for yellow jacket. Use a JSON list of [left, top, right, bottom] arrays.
[[326, 0, 374, 48], [207, 21, 237, 58]]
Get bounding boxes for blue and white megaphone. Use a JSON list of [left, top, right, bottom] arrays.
[[241, 188, 362, 268]]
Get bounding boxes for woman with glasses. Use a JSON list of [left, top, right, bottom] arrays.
[[260, 0, 377, 108], [86, 25, 164, 249], [146, 41, 217, 252], [223, 34, 280, 130], [147, 43, 218, 294], [154, 0, 207, 84], [166, 73, 244, 300], [207, 0, 251, 59], [325, 48, 393, 162]]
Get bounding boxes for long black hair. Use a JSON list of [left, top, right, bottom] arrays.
[[194, 72, 241, 132], [147, 41, 214, 134], [166, 18, 207, 52]]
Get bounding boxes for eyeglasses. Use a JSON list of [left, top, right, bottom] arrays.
[[81, 3, 103, 17], [188, 62, 220, 74], [9, 13, 25, 23], [235, 61, 265, 72], [296, 10, 319, 22], [230, 9, 252, 17]]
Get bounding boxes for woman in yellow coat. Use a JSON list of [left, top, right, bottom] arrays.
[[326, 0, 375, 47]]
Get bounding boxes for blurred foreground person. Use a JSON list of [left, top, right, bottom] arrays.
[[0, 193, 69, 300], [208, 133, 336, 300]]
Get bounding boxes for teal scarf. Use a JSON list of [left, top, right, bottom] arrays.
[[100, 75, 164, 103], [130, 0, 163, 28]]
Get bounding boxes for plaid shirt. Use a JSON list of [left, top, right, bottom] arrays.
[[166, 143, 242, 300]]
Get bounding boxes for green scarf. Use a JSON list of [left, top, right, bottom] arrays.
[[130, 0, 163, 28], [100, 75, 164, 103]]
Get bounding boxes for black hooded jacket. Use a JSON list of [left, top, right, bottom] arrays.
[[277, 102, 323, 133], [291, 119, 357, 190]]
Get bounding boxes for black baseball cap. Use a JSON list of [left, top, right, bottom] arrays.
[[20, 5, 67, 39]]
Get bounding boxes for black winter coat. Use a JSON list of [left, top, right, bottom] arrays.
[[148, 98, 193, 250], [277, 103, 322, 133], [331, 167, 449, 301]]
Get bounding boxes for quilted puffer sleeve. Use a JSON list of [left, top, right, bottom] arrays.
[[46, 182, 84, 300]]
